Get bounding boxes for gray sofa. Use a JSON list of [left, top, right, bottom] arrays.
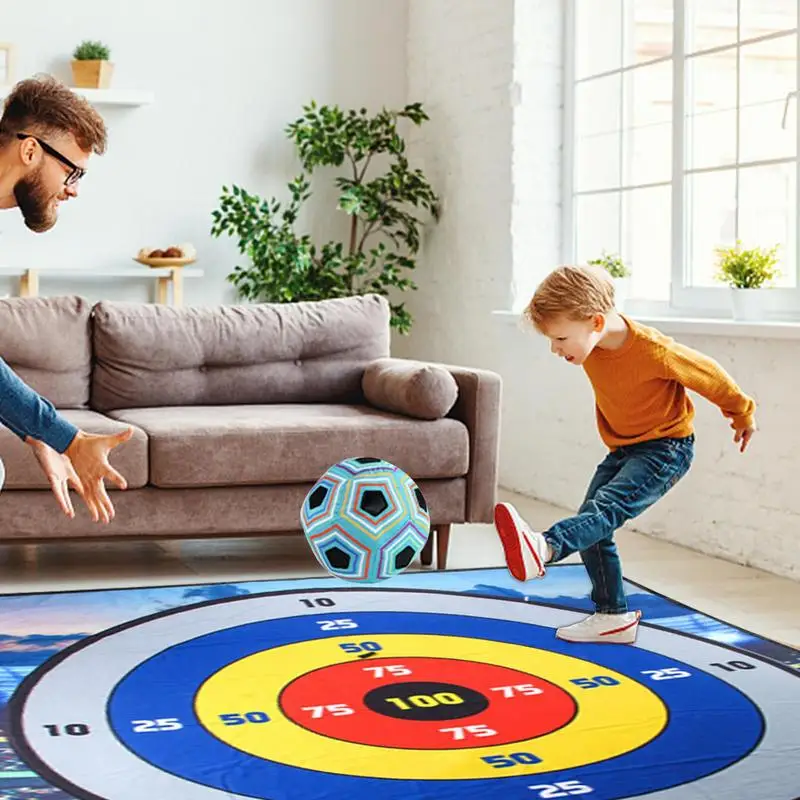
[[0, 293, 502, 569]]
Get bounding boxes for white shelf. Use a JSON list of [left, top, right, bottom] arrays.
[[0, 267, 201, 279], [0, 85, 154, 107]]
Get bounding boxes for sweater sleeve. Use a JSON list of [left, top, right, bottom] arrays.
[[0, 357, 79, 453], [659, 340, 756, 430]]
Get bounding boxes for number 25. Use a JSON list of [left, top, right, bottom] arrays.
[[317, 619, 357, 630], [529, 780, 593, 797]]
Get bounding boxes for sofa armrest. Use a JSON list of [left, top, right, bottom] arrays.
[[439, 363, 502, 523], [362, 357, 502, 523]]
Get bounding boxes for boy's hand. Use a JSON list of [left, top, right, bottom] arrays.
[[734, 424, 756, 453]]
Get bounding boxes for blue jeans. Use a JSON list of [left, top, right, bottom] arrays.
[[543, 435, 695, 614]]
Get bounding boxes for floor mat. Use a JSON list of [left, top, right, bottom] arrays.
[[0, 565, 798, 799]]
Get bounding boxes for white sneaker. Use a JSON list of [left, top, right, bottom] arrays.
[[556, 611, 642, 644], [493, 502, 549, 581]]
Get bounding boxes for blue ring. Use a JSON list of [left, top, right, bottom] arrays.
[[107, 610, 763, 799]]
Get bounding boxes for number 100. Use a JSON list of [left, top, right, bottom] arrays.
[[386, 692, 463, 710]]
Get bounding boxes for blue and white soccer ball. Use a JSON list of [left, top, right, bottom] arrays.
[[301, 457, 430, 583]]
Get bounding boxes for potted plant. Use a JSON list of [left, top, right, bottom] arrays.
[[588, 251, 632, 310], [210, 101, 440, 335], [714, 241, 781, 321], [71, 40, 113, 89]]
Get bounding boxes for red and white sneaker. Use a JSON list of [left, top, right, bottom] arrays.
[[556, 611, 642, 644], [493, 502, 549, 581]]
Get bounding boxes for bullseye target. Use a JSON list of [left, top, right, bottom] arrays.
[[8, 588, 800, 799]]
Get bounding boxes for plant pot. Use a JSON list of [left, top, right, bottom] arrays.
[[613, 277, 630, 311], [71, 59, 113, 89], [729, 287, 773, 321]]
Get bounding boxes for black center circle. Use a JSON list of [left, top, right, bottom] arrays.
[[363, 681, 489, 721]]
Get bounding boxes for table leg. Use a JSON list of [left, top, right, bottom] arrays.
[[19, 269, 39, 297], [155, 276, 169, 304]]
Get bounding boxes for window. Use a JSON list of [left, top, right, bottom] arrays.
[[565, 0, 800, 317]]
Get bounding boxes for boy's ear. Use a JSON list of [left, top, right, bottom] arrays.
[[592, 313, 605, 332]]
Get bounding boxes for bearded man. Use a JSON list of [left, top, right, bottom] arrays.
[[0, 74, 132, 524]]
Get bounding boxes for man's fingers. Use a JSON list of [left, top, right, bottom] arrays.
[[49, 479, 74, 518], [105, 465, 127, 491]]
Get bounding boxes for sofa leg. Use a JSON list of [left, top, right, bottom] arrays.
[[420, 524, 452, 570], [436, 524, 451, 570], [421, 533, 434, 567]]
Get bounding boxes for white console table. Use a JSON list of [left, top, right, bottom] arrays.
[[0, 266, 203, 307]]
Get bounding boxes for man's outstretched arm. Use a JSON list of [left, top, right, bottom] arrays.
[[0, 357, 78, 452]]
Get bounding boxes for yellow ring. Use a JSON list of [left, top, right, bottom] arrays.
[[194, 634, 666, 780]]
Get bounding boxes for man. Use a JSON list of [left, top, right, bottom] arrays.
[[0, 74, 133, 524]]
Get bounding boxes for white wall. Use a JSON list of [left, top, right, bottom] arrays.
[[403, 0, 800, 581], [0, 0, 408, 306]]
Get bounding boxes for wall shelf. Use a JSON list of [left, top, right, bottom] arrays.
[[0, 85, 154, 107], [0, 266, 202, 307]]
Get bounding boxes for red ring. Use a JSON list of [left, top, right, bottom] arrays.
[[279, 656, 576, 749]]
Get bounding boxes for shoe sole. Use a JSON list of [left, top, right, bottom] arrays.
[[556, 611, 642, 644], [493, 504, 544, 582]]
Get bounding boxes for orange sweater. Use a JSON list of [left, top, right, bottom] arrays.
[[582, 316, 756, 449]]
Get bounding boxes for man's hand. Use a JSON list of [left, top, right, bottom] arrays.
[[734, 423, 756, 453], [65, 427, 134, 523], [27, 439, 87, 518]]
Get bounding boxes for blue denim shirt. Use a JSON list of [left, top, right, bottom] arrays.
[[0, 357, 78, 453]]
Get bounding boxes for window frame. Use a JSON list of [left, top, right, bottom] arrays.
[[562, 0, 800, 319]]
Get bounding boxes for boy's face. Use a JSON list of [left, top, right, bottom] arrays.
[[541, 314, 604, 366]]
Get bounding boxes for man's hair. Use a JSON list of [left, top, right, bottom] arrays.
[[0, 74, 107, 154], [524, 264, 616, 331]]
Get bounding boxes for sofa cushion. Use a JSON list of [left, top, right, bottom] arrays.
[[362, 358, 459, 420], [106, 404, 470, 488], [0, 295, 91, 408], [90, 294, 391, 411], [0, 409, 149, 490]]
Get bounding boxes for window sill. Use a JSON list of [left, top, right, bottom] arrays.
[[491, 309, 800, 340]]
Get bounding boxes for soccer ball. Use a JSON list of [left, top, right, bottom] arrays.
[[301, 457, 430, 583]]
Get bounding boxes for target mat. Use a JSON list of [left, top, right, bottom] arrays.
[[0, 566, 798, 800]]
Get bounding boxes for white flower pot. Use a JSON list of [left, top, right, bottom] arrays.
[[613, 277, 630, 311], [729, 287, 773, 321]]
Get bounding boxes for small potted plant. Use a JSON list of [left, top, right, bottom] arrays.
[[714, 241, 781, 321], [588, 251, 632, 310], [71, 40, 113, 89]]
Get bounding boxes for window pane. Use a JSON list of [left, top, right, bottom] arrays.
[[623, 60, 673, 184], [626, 0, 674, 66], [622, 185, 672, 301], [575, 74, 622, 192], [739, 33, 797, 163], [686, 0, 738, 54], [741, 0, 797, 39], [686, 170, 737, 286], [738, 163, 797, 287], [576, 0, 622, 79], [686, 50, 737, 170], [576, 134, 621, 192], [575, 74, 621, 139], [575, 193, 621, 265]]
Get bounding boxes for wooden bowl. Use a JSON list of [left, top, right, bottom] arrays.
[[134, 256, 196, 268]]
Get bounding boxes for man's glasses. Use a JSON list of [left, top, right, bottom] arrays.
[[16, 133, 86, 186]]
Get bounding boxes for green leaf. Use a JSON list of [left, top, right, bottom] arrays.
[[210, 100, 439, 333]]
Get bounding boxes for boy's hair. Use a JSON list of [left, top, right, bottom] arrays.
[[0, 74, 107, 155], [524, 264, 616, 331]]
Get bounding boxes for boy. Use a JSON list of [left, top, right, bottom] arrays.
[[494, 265, 757, 644]]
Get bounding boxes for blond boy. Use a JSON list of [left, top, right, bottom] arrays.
[[494, 265, 757, 644]]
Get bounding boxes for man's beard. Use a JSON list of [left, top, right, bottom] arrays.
[[14, 168, 57, 233]]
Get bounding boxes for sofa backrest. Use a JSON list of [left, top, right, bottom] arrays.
[[0, 295, 92, 409], [90, 293, 391, 411]]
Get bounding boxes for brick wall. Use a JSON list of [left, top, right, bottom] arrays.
[[401, 0, 800, 581]]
